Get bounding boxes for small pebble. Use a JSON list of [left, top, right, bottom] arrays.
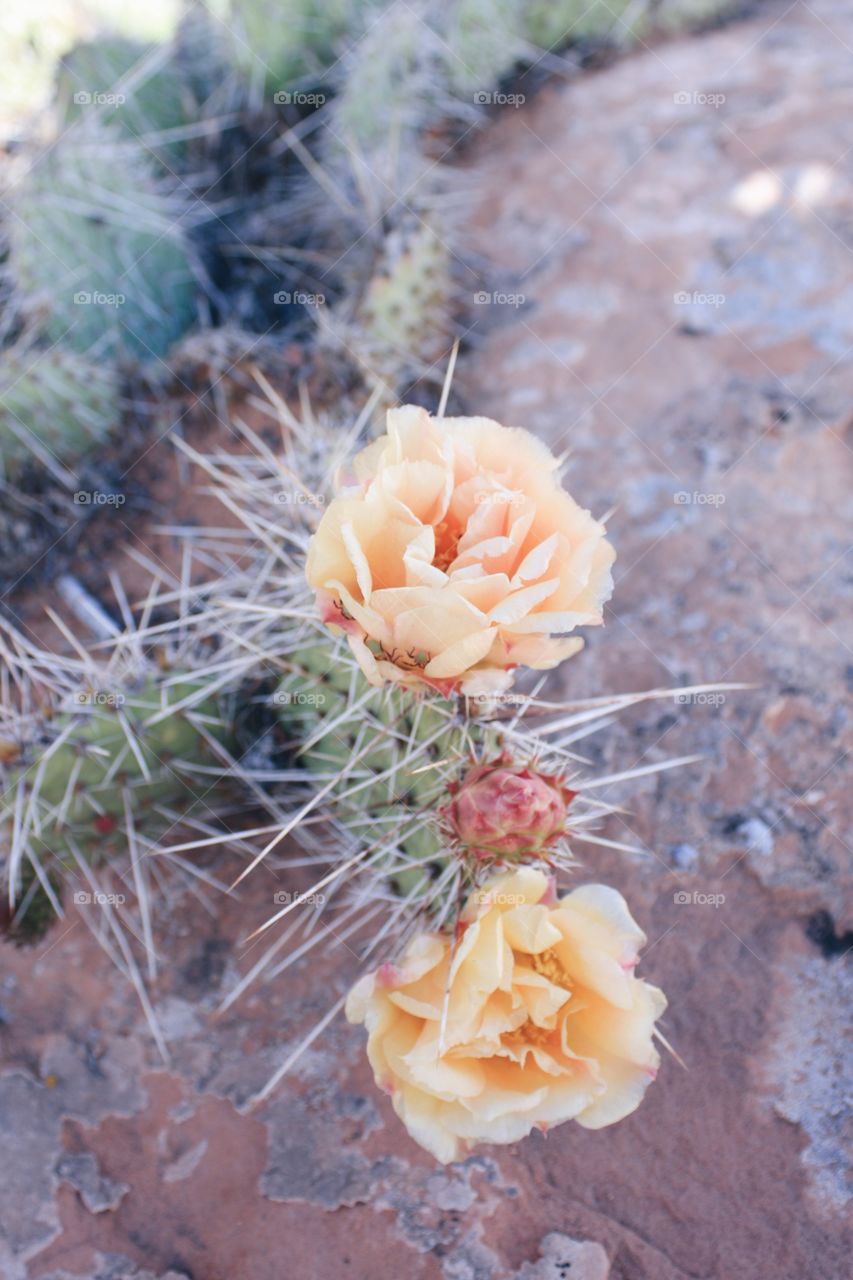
[[737, 817, 774, 857], [670, 842, 699, 870]]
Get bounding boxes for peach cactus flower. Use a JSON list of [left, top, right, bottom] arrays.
[[346, 867, 666, 1164], [305, 406, 615, 694]]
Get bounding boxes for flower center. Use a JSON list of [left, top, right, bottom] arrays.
[[503, 1020, 554, 1049], [366, 638, 430, 670], [529, 947, 571, 989], [432, 520, 460, 572]]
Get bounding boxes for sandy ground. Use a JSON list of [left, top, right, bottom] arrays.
[[1, 1, 851, 1277]]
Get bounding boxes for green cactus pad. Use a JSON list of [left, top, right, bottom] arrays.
[[275, 641, 500, 902], [56, 37, 191, 158], [354, 223, 455, 392], [9, 123, 199, 360], [226, 0, 369, 92], [523, 0, 643, 48], [445, 0, 523, 95], [0, 860, 62, 945], [3, 672, 235, 866], [0, 344, 119, 477]]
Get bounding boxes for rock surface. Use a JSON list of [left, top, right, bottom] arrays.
[[514, 1233, 611, 1280], [1, 2, 851, 1278]]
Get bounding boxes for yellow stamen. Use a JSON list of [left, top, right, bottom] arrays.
[[530, 948, 572, 990], [503, 1020, 554, 1049]]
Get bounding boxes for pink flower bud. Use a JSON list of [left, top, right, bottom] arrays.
[[442, 758, 575, 860]]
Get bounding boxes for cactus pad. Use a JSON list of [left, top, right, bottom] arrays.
[[0, 343, 119, 477]]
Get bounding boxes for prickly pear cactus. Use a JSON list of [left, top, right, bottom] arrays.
[[55, 37, 191, 157], [331, 3, 436, 154], [523, 0, 643, 48], [0, 343, 119, 476], [226, 0, 363, 92], [445, 0, 523, 95], [352, 223, 455, 394], [9, 122, 199, 360], [2, 671, 235, 871], [275, 641, 500, 898], [653, 0, 739, 31]]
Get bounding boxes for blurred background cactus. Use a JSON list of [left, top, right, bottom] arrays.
[[324, 222, 457, 404], [0, 342, 119, 479], [8, 122, 201, 360], [522, 0, 642, 48], [225, 0, 369, 97], [445, 0, 524, 96], [55, 37, 192, 159]]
